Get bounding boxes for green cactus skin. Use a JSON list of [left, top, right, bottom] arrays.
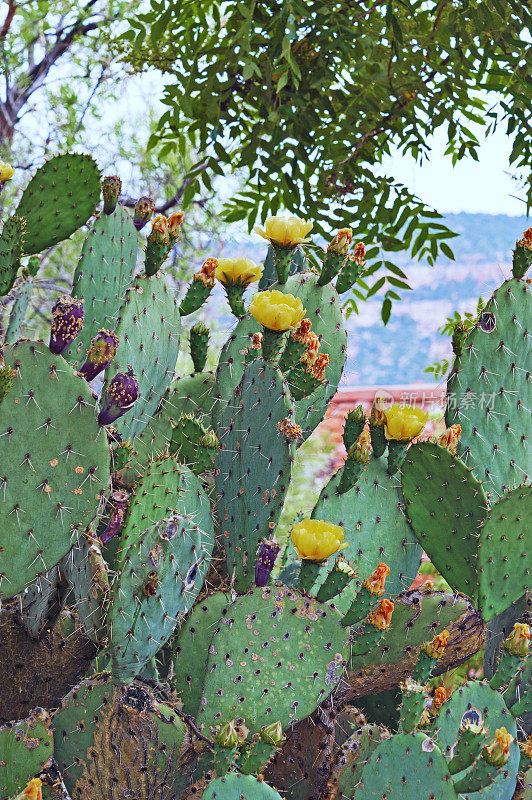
[[489, 649, 526, 692], [312, 456, 422, 611], [433, 681, 519, 800], [189, 322, 209, 373], [103, 272, 181, 440], [52, 676, 188, 800], [353, 732, 456, 799], [452, 752, 512, 795], [477, 484, 531, 622], [215, 360, 295, 592], [341, 585, 382, 628], [317, 248, 345, 287], [351, 621, 387, 657], [259, 245, 307, 291], [512, 237, 532, 280], [111, 438, 133, 472], [315, 560, 356, 603], [326, 723, 388, 800], [297, 559, 322, 593], [335, 254, 367, 295], [369, 421, 387, 458], [283, 363, 323, 401], [17, 565, 64, 639], [336, 449, 366, 494], [109, 506, 213, 682], [0, 215, 25, 296], [60, 528, 110, 644], [64, 206, 138, 368], [270, 243, 296, 284], [5, 271, 33, 341], [398, 681, 428, 733], [342, 406, 366, 452], [212, 743, 239, 776], [447, 724, 487, 775], [144, 236, 169, 277], [197, 585, 350, 735], [412, 649, 439, 685], [401, 442, 489, 598], [445, 278, 532, 500], [212, 272, 347, 444], [170, 413, 218, 474], [238, 738, 278, 776], [387, 439, 410, 475], [202, 773, 283, 800], [171, 591, 231, 717], [0, 340, 110, 599], [505, 656, 531, 717], [15, 154, 101, 255], [179, 275, 214, 316], [0, 708, 53, 798], [278, 332, 307, 374]]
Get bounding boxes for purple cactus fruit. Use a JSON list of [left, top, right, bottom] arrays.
[[79, 329, 119, 382], [255, 539, 280, 587], [97, 368, 139, 426], [49, 296, 84, 355], [133, 195, 155, 231], [100, 489, 129, 545]]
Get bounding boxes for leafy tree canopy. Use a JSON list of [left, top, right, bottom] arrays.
[[120, 0, 532, 320]]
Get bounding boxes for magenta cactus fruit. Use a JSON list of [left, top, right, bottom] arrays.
[[98, 368, 139, 425], [49, 295, 84, 355], [79, 329, 119, 381]]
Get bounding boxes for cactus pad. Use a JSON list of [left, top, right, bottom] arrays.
[[202, 773, 283, 800], [0, 708, 53, 797], [52, 675, 188, 800], [16, 154, 101, 255], [446, 278, 532, 499], [103, 272, 180, 440], [352, 732, 456, 799], [198, 585, 350, 735], [0, 340, 110, 598], [401, 442, 488, 598], [60, 528, 109, 643], [0, 215, 25, 296], [312, 456, 422, 610], [477, 484, 532, 621], [215, 360, 295, 591], [65, 206, 138, 367]]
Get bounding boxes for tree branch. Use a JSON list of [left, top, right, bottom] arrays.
[[0, 1, 16, 39]]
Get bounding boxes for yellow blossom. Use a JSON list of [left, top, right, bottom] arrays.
[[367, 598, 394, 631], [384, 404, 428, 441], [249, 290, 305, 331], [483, 728, 514, 767], [362, 562, 390, 596], [254, 215, 313, 247], [0, 161, 15, 182], [215, 257, 264, 287], [436, 424, 461, 455], [291, 518, 347, 562], [13, 778, 42, 800], [503, 622, 530, 657], [423, 629, 450, 659]]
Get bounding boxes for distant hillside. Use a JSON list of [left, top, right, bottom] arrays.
[[218, 212, 529, 386]]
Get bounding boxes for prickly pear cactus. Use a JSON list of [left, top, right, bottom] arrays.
[[0, 708, 53, 797], [202, 773, 283, 799]]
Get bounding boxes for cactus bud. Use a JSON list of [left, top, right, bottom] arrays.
[[328, 228, 352, 256], [260, 721, 284, 746], [482, 727, 514, 767], [215, 720, 240, 748], [111, 439, 133, 472], [362, 562, 390, 596], [255, 539, 280, 587], [49, 295, 84, 355], [27, 256, 40, 277], [195, 257, 217, 287], [452, 321, 468, 356], [0, 365, 16, 403], [97, 369, 139, 426], [369, 395, 388, 428], [353, 242, 366, 264], [167, 210, 184, 242], [503, 622, 530, 657], [79, 329, 119, 382], [423, 629, 450, 659], [133, 195, 155, 231], [149, 214, 169, 244], [436, 424, 461, 455], [102, 175, 122, 215], [367, 598, 394, 631], [100, 489, 129, 545], [432, 686, 447, 712], [277, 417, 303, 442]]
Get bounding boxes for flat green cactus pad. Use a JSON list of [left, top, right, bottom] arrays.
[[0, 214, 25, 296], [16, 154, 101, 255], [65, 206, 138, 367], [53, 675, 188, 800], [0, 708, 53, 797], [103, 272, 181, 440], [312, 455, 422, 610], [197, 585, 350, 735], [401, 442, 488, 598], [202, 773, 283, 799], [433, 680, 519, 800], [446, 278, 532, 499], [18, 565, 63, 639], [353, 732, 456, 799], [60, 529, 109, 644], [215, 359, 295, 591], [212, 272, 346, 442], [0, 340, 110, 598], [478, 484, 531, 621]]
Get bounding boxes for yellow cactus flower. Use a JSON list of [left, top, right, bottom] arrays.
[[423, 629, 450, 659], [13, 778, 42, 800], [291, 518, 347, 562], [483, 727, 514, 767], [436, 424, 461, 455], [367, 598, 394, 631], [362, 562, 390, 596], [503, 622, 530, 657], [249, 289, 306, 331], [254, 214, 313, 247], [215, 257, 264, 287], [384, 404, 428, 441], [0, 161, 15, 182]]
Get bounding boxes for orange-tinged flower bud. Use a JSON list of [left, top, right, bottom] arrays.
[[369, 394, 390, 427], [354, 429, 372, 463], [518, 227, 532, 249], [149, 214, 169, 244], [367, 598, 394, 631], [251, 332, 263, 350], [503, 622, 530, 657], [277, 418, 302, 442], [328, 228, 352, 255], [423, 629, 450, 659], [436, 424, 461, 455], [362, 562, 390, 596], [384, 404, 428, 441], [292, 318, 312, 342], [353, 242, 366, 264], [195, 257, 217, 287], [432, 686, 447, 711], [483, 727, 514, 767], [311, 353, 329, 382], [291, 518, 347, 562], [168, 210, 184, 239]]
